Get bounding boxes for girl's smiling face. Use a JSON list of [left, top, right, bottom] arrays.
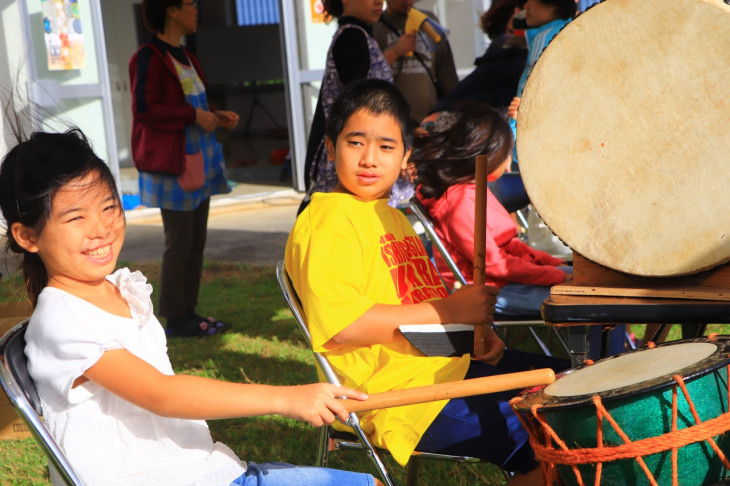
[[327, 108, 411, 201], [13, 172, 125, 292]]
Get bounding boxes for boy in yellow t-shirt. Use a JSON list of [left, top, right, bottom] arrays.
[[285, 79, 566, 485]]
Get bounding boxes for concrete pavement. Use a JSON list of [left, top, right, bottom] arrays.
[[120, 184, 303, 266]]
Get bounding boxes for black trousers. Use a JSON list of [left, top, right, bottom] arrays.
[[158, 198, 210, 319]]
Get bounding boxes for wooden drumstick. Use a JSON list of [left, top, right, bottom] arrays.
[[339, 368, 555, 413], [473, 154, 489, 356]]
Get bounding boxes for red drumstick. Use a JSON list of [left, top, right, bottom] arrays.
[[473, 155, 489, 356]]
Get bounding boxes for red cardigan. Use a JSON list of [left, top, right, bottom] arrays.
[[419, 183, 566, 289], [129, 37, 203, 174]]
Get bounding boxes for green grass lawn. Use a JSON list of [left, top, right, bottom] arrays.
[[0, 262, 726, 485]]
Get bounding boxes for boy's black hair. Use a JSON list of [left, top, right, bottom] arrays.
[[0, 128, 122, 306], [142, 0, 184, 34], [539, 0, 577, 20], [414, 103, 513, 200], [326, 79, 414, 153]]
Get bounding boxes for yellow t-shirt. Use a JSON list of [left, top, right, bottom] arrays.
[[285, 192, 471, 466]]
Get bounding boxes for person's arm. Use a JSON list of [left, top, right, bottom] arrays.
[[332, 28, 373, 84], [383, 32, 417, 64], [83, 349, 366, 427], [488, 247, 568, 286], [195, 109, 218, 132], [508, 96, 521, 120], [434, 38, 459, 96], [129, 46, 195, 131], [331, 284, 497, 345], [214, 110, 240, 129], [506, 238, 566, 266], [495, 239, 568, 285]]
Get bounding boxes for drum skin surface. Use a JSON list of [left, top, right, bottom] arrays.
[[516, 0, 730, 276], [513, 338, 730, 486]]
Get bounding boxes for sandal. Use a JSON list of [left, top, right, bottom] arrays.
[[189, 311, 228, 333], [166, 315, 226, 337]]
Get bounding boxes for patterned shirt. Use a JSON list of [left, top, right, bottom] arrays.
[[307, 23, 393, 196], [138, 55, 230, 211]]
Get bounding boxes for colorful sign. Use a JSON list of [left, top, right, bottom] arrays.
[[310, 0, 329, 24], [42, 0, 85, 70]]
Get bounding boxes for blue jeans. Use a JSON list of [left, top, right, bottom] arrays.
[[230, 462, 375, 486], [495, 266, 573, 317], [415, 351, 569, 474]]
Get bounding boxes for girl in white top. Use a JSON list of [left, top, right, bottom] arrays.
[[0, 127, 379, 486]]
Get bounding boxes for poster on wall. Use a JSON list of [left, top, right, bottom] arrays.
[[309, 0, 329, 24], [42, 0, 86, 70]]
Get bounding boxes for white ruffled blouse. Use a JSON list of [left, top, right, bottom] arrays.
[[25, 268, 246, 486]]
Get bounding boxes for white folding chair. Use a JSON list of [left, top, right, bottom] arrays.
[[275, 261, 503, 486], [0, 320, 83, 486], [408, 197, 572, 357]]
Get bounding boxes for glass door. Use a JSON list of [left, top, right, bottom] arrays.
[[19, 0, 119, 185]]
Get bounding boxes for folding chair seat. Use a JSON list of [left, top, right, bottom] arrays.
[[275, 261, 508, 486], [0, 320, 83, 485], [407, 197, 570, 357]]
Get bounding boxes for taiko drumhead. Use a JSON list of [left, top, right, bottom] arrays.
[[545, 342, 716, 397], [516, 0, 730, 276]]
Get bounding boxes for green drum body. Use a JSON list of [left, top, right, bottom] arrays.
[[512, 338, 730, 486]]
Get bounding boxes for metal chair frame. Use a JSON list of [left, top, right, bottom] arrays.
[[0, 320, 83, 486], [275, 261, 502, 486], [408, 197, 571, 357]]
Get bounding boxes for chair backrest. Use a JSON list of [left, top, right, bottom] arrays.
[[0, 320, 84, 486], [276, 261, 492, 485], [275, 261, 347, 388], [408, 197, 468, 288], [275, 261, 391, 433]]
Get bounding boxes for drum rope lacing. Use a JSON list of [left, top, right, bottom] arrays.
[[510, 333, 730, 486]]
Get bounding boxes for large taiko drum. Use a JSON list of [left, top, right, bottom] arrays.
[[511, 336, 730, 486], [516, 0, 730, 277]]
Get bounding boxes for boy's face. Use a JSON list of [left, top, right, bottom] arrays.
[[327, 108, 411, 201], [524, 0, 560, 27]]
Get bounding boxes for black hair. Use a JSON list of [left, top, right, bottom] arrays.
[[481, 0, 524, 39], [414, 104, 513, 200], [0, 128, 123, 306], [142, 0, 183, 34], [322, 0, 344, 19], [539, 0, 577, 20], [326, 79, 414, 153]]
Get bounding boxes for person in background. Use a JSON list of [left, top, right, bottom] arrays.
[[372, 0, 458, 124], [431, 0, 527, 114], [300, 0, 392, 213], [373, 0, 459, 208], [287, 79, 568, 485], [129, 0, 239, 337], [414, 105, 571, 316], [507, 0, 575, 128]]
